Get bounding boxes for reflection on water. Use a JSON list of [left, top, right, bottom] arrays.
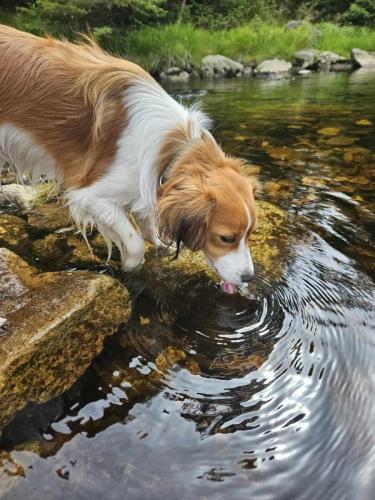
[[1, 72, 375, 500]]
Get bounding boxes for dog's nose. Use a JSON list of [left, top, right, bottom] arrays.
[[241, 272, 255, 283]]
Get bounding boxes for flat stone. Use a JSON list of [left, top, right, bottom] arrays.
[[352, 48, 375, 68], [0, 248, 130, 432], [201, 55, 244, 79]]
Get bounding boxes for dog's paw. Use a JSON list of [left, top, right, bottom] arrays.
[[121, 255, 145, 273]]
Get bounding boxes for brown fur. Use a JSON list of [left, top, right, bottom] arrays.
[[157, 134, 258, 259], [0, 24, 152, 188]]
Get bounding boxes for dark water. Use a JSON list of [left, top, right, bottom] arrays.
[[1, 71, 375, 499]]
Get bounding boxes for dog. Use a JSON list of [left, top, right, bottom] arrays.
[[0, 25, 258, 293]]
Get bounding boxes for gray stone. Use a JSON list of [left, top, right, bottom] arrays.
[[201, 55, 243, 79], [243, 65, 254, 77], [352, 48, 375, 68], [254, 59, 292, 78], [285, 20, 304, 30], [319, 51, 352, 70], [293, 49, 322, 69], [160, 66, 191, 82], [292, 49, 351, 71]]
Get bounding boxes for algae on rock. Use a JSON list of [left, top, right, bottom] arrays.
[[0, 248, 131, 432]]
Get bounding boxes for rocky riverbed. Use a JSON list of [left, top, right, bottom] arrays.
[[0, 178, 288, 436]]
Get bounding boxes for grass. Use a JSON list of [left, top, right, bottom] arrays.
[[2, 12, 375, 72], [99, 21, 375, 73]]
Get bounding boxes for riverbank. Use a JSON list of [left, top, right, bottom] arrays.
[[98, 21, 375, 75]]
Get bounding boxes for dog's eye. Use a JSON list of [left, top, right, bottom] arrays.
[[220, 235, 236, 244]]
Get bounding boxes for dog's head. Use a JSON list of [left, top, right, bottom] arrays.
[[157, 137, 259, 291]]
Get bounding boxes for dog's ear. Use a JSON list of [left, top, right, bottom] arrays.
[[157, 168, 216, 253]]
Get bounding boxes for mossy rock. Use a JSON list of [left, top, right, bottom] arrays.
[[0, 248, 131, 433], [0, 214, 29, 255]]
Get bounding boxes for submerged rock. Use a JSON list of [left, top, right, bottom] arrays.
[[352, 48, 375, 68], [0, 214, 29, 255], [0, 248, 130, 432], [201, 55, 243, 79]]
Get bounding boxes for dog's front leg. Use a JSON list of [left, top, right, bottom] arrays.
[[67, 191, 145, 271], [134, 213, 175, 255]]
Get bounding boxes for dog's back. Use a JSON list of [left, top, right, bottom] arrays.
[[0, 24, 151, 187]]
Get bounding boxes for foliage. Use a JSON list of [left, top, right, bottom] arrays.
[[343, 0, 375, 26], [5, 0, 168, 35]]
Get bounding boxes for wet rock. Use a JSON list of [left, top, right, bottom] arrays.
[[266, 146, 297, 161], [27, 203, 70, 237], [160, 67, 191, 82], [352, 48, 375, 68], [32, 231, 108, 269], [343, 147, 372, 163], [324, 136, 356, 146], [354, 119, 372, 126], [0, 184, 52, 212], [317, 127, 341, 136], [0, 248, 130, 432], [201, 55, 243, 79], [0, 214, 29, 255], [254, 59, 292, 78]]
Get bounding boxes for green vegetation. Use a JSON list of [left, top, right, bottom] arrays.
[[0, 1, 374, 72], [106, 21, 374, 72]]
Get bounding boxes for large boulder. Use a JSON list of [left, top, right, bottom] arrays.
[[201, 55, 243, 79], [351, 48, 375, 68], [0, 248, 130, 432], [254, 59, 292, 78]]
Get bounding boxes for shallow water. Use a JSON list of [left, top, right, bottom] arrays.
[[1, 71, 375, 500]]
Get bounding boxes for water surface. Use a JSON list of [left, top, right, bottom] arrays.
[[1, 71, 375, 500]]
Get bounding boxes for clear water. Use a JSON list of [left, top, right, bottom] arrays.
[[1, 71, 375, 500]]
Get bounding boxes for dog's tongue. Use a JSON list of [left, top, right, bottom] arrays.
[[222, 282, 237, 294]]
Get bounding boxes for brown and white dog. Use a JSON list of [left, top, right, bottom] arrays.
[[0, 25, 258, 292]]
